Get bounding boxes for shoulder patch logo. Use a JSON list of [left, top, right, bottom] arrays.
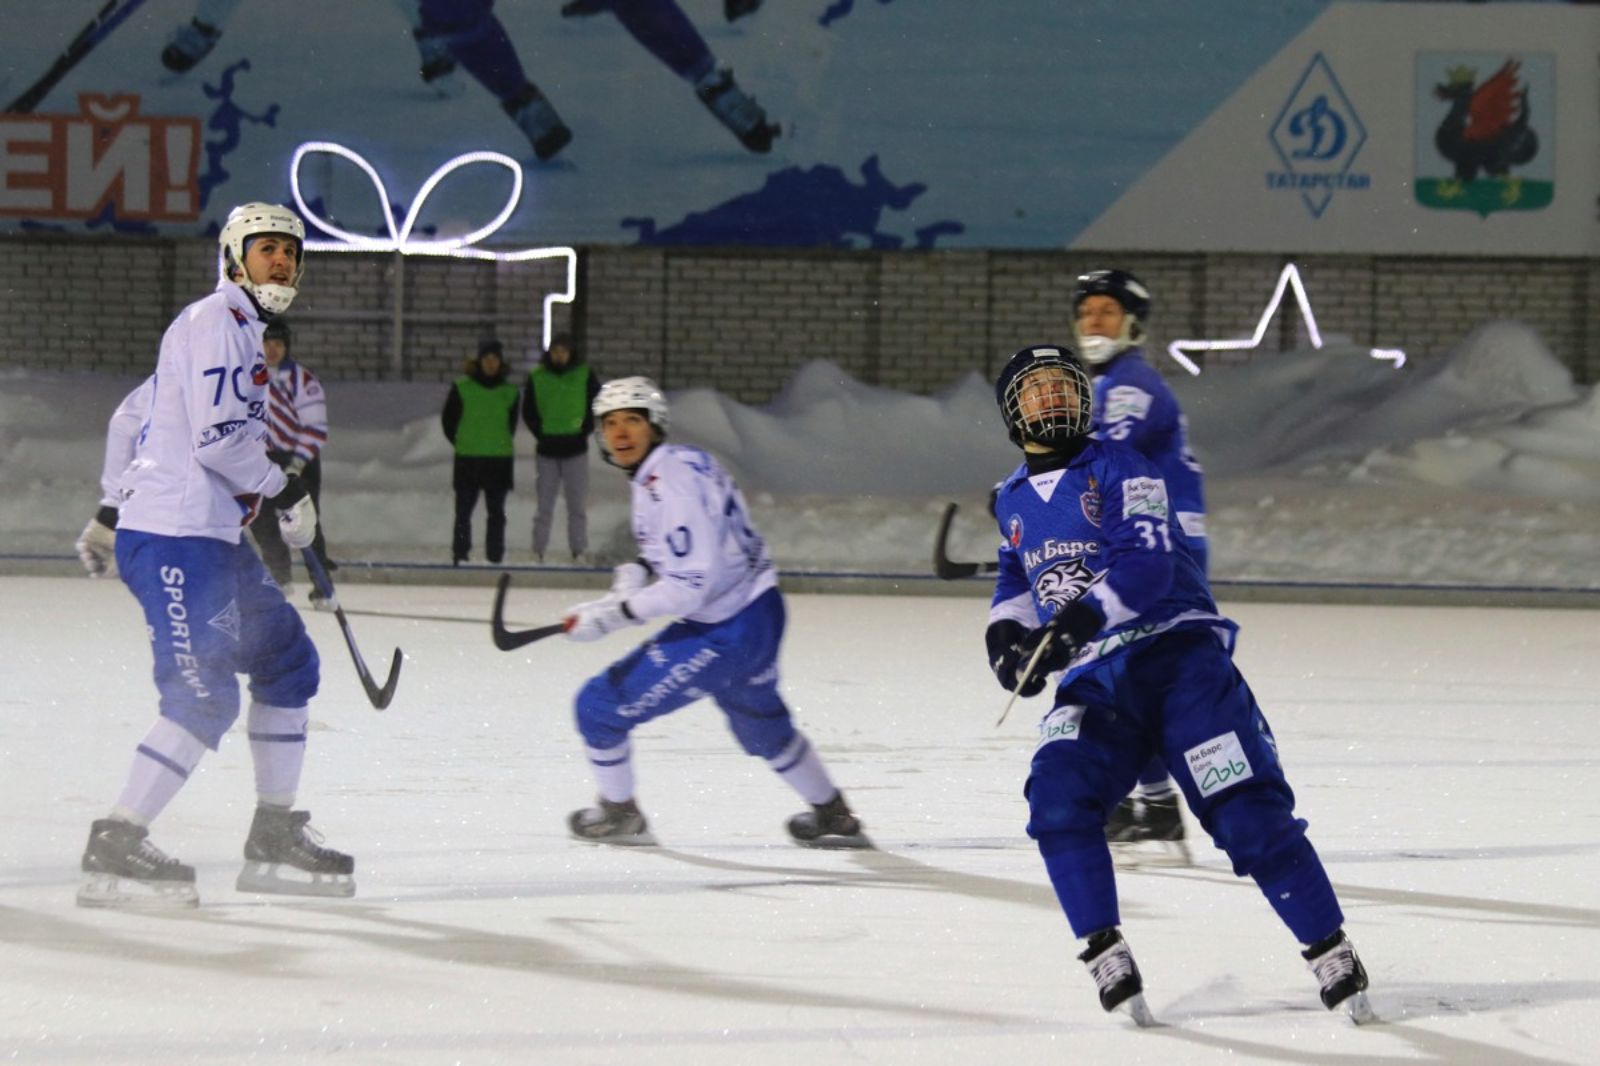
[[1006, 513, 1024, 548], [1080, 474, 1102, 527]]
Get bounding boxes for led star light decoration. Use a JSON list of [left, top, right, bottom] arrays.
[[1165, 263, 1405, 376], [289, 141, 575, 350]]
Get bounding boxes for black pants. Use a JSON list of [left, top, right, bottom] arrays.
[[252, 455, 333, 586], [452, 456, 513, 563]]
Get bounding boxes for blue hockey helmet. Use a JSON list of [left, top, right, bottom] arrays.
[[995, 344, 1094, 449]]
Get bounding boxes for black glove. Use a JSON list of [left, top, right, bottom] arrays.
[[269, 473, 307, 509], [986, 601, 1105, 697], [987, 620, 1048, 697]]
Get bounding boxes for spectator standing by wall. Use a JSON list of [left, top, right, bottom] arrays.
[[251, 317, 334, 605], [523, 333, 601, 563], [442, 339, 518, 565]]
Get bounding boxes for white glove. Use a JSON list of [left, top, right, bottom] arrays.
[[563, 596, 640, 643], [609, 561, 651, 596], [278, 493, 318, 550], [284, 456, 308, 478], [75, 513, 117, 577]]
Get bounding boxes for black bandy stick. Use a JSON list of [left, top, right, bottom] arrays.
[[302, 549, 402, 710], [933, 501, 998, 580], [7, 0, 151, 114], [492, 573, 568, 651]]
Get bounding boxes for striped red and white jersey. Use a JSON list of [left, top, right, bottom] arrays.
[[265, 358, 328, 465]]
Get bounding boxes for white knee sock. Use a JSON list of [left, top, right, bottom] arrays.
[[585, 741, 635, 803], [767, 732, 837, 806], [111, 717, 207, 826], [248, 701, 308, 807]]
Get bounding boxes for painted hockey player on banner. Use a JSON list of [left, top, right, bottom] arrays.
[[1074, 268, 1207, 856], [983, 343, 1372, 1024], [559, 377, 866, 848], [76, 202, 354, 910]]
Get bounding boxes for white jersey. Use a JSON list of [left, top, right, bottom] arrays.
[[98, 376, 154, 509], [624, 443, 778, 625], [117, 282, 290, 542]]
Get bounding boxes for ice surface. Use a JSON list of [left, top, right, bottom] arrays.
[[2, 577, 1597, 1064]]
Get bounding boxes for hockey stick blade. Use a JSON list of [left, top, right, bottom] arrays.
[[933, 502, 997, 580], [7, 0, 150, 114], [301, 549, 403, 710], [492, 573, 568, 651]]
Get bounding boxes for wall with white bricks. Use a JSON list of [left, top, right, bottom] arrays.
[[3, 236, 1594, 400]]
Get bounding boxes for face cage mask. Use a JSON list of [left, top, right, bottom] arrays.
[[1003, 364, 1092, 448]]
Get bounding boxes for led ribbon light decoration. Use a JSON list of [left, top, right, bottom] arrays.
[[289, 141, 575, 351], [1166, 263, 1405, 376]]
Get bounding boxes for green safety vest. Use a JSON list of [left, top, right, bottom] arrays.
[[529, 364, 591, 437], [453, 377, 518, 457]]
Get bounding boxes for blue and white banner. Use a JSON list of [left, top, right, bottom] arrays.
[[1, 2, 1593, 253]]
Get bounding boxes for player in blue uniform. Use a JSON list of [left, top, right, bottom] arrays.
[[984, 343, 1371, 1024], [557, 377, 865, 848], [1075, 269, 1207, 851]]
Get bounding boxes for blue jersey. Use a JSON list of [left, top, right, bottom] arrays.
[[1092, 348, 1206, 546], [988, 438, 1234, 689]]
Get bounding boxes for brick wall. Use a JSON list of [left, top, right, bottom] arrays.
[[2, 234, 1593, 396]]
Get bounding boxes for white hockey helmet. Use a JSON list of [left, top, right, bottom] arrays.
[[593, 376, 669, 432], [593, 376, 669, 465], [219, 202, 306, 315]]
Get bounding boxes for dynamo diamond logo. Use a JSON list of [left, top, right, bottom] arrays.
[[1267, 52, 1370, 218]]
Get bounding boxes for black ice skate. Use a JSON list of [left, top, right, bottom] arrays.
[[694, 69, 780, 154], [1303, 930, 1375, 1024], [1106, 794, 1191, 865], [412, 28, 458, 91], [160, 18, 221, 73], [77, 818, 199, 910], [569, 798, 657, 846], [1078, 928, 1156, 1027], [503, 84, 573, 163], [236, 806, 355, 898], [787, 793, 871, 850]]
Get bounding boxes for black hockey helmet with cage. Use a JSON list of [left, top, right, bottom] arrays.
[[1072, 268, 1152, 322], [995, 344, 1094, 449]]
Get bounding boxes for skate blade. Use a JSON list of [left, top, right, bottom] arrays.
[[791, 831, 874, 851], [1119, 992, 1158, 1028], [1111, 838, 1191, 867], [77, 872, 199, 911], [235, 861, 355, 898], [570, 829, 658, 847], [1342, 991, 1378, 1025]]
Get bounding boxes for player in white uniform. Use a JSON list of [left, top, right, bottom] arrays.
[[74, 376, 154, 579], [559, 377, 867, 848], [76, 203, 354, 909]]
